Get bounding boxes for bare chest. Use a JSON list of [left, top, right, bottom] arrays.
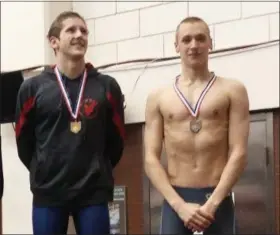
[[160, 84, 230, 122]]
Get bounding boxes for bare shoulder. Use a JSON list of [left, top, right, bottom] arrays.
[[219, 77, 248, 98], [146, 86, 169, 109]]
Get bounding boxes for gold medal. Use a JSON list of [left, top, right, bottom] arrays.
[[70, 121, 81, 134], [54, 66, 87, 135]]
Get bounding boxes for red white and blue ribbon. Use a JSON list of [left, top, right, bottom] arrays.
[[54, 66, 87, 120], [173, 72, 216, 117]]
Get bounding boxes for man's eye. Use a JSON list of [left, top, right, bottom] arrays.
[[81, 29, 88, 35], [67, 27, 75, 33], [182, 37, 191, 43], [196, 36, 206, 42]]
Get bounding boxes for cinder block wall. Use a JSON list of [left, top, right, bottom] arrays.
[[72, 1, 279, 67]]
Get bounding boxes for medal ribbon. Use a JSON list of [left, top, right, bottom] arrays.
[[173, 72, 216, 117], [54, 66, 87, 120]]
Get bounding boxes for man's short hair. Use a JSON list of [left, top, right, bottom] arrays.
[[175, 16, 211, 42], [47, 11, 85, 40]]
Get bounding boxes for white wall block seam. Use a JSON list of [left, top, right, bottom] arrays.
[[116, 43, 119, 63], [268, 15, 271, 42], [83, 12, 119, 21], [115, 1, 118, 16], [94, 10, 140, 44], [91, 35, 140, 47], [162, 34, 166, 58], [140, 30, 178, 39], [116, 2, 163, 14], [211, 15, 270, 27], [240, 1, 243, 19], [241, 12, 280, 20], [92, 30, 180, 47], [138, 9, 141, 41]]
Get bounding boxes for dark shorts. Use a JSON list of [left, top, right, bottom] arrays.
[[160, 186, 236, 235]]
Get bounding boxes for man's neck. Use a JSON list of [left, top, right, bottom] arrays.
[[56, 55, 85, 79], [180, 63, 211, 85]]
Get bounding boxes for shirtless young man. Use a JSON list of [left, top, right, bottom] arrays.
[[144, 17, 250, 234]]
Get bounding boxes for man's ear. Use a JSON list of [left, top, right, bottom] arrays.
[[175, 45, 180, 54], [48, 36, 59, 51], [174, 32, 180, 53], [174, 40, 179, 54]]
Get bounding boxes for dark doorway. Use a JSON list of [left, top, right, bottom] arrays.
[[233, 113, 276, 234]]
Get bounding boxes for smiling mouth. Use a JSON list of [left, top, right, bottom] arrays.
[[72, 43, 85, 47]]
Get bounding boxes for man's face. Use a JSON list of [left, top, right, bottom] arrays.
[[175, 22, 212, 68], [50, 17, 88, 59]]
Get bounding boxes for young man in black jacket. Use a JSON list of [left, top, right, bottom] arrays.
[[15, 11, 125, 235]]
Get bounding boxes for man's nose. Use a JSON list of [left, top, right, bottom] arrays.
[[74, 29, 83, 38], [189, 39, 199, 48]]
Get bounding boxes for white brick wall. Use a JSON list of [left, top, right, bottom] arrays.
[[72, 1, 279, 66], [270, 13, 280, 40], [86, 43, 117, 67], [95, 11, 139, 44], [140, 2, 188, 36], [241, 1, 279, 18], [117, 1, 161, 13], [117, 35, 164, 62], [214, 16, 270, 49], [87, 19, 95, 46], [73, 1, 116, 19], [188, 2, 241, 24]]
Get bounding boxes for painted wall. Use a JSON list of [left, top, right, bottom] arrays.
[[0, 1, 279, 234]]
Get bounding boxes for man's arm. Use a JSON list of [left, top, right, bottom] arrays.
[[106, 77, 125, 168], [15, 79, 36, 170], [144, 90, 185, 211], [205, 80, 250, 210]]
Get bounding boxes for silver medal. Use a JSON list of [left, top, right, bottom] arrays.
[[190, 119, 202, 133], [173, 72, 217, 134]]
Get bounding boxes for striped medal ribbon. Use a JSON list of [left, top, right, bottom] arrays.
[[54, 66, 87, 134], [173, 72, 217, 133]]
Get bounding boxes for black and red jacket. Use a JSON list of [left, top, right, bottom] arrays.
[[15, 64, 125, 206]]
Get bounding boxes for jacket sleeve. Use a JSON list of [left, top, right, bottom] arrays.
[[106, 77, 125, 168], [15, 79, 36, 170]]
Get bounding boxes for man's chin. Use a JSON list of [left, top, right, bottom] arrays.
[[69, 51, 86, 60], [186, 59, 206, 68]]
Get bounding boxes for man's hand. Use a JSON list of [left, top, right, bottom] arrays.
[[196, 202, 217, 227], [176, 203, 214, 233]]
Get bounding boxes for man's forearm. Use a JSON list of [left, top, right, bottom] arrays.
[[145, 157, 185, 211], [206, 153, 247, 208]]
